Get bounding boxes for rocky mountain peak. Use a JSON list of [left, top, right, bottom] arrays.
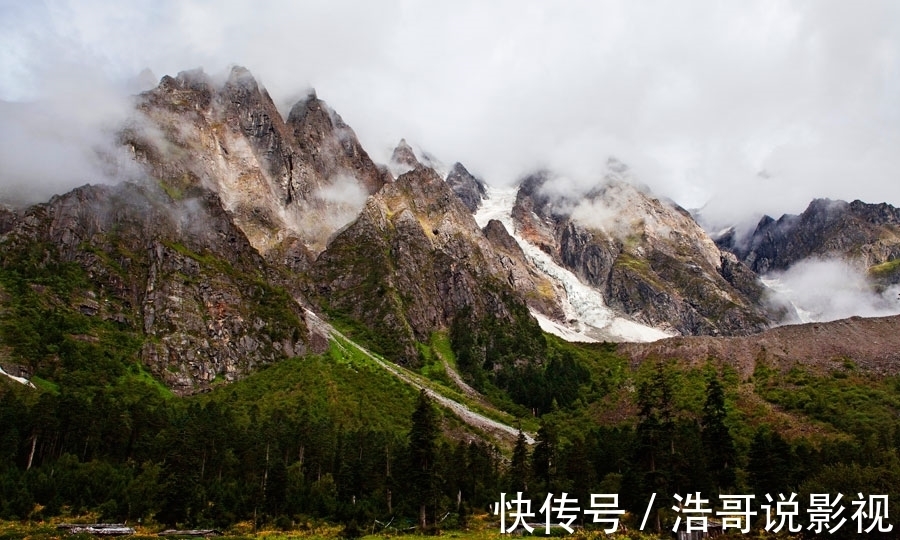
[[391, 138, 421, 170], [150, 68, 215, 111], [445, 162, 487, 213], [284, 89, 321, 126], [131, 67, 386, 256], [721, 197, 900, 274], [173, 67, 214, 90], [224, 65, 259, 91], [512, 167, 772, 336]]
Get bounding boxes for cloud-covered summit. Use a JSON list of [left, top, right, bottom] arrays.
[[1, 1, 898, 227]]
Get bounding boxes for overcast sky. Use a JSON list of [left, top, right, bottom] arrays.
[[1, 0, 898, 229]]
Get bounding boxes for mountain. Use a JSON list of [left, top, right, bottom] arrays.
[[0, 180, 319, 395], [4, 64, 899, 399], [445, 162, 487, 213], [510, 165, 774, 336], [311, 164, 542, 365], [129, 67, 388, 259], [718, 198, 900, 287]]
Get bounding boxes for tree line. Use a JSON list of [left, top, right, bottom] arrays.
[[3, 362, 898, 539]]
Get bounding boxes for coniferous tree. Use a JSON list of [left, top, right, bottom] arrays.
[[701, 376, 736, 494], [408, 390, 439, 529], [563, 437, 595, 524], [509, 429, 530, 493], [633, 362, 676, 531], [748, 426, 794, 497], [531, 422, 557, 496]]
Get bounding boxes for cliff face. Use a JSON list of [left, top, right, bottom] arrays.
[[512, 168, 773, 336], [719, 198, 900, 277], [481, 218, 566, 321]]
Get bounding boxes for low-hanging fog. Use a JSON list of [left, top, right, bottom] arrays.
[[763, 259, 900, 324]]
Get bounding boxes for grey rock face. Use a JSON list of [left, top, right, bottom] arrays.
[[719, 198, 900, 274], [446, 162, 487, 213]]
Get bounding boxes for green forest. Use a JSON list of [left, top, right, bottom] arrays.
[[1, 246, 900, 539]]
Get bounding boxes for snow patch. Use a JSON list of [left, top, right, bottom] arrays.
[[531, 311, 599, 343], [475, 186, 672, 343]]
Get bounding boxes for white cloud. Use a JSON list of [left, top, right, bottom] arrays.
[[764, 259, 900, 323], [0, 0, 898, 224]]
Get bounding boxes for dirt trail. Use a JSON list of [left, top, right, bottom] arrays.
[[438, 354, 489, 405], [305, 309, 534, 445]]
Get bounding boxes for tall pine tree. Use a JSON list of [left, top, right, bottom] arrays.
[[701, 375, 736, 495], [531, 421, 557, 497], [508, 429, 530, 493], [634, 362, 676, 532], [409, 390, 439, 530]]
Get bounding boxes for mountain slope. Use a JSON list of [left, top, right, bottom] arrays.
[[512, 167, 773, 336], [719, 198, 900, 280], [0, 181, 318, 395], [311, 165, 544, 365], [619, 313, 900, 380]]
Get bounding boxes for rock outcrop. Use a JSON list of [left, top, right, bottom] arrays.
[[130, 66, 387, 256], [481, 219, 566, 321], [390, 138, 421, 171]]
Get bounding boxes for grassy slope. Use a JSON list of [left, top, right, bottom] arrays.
[[198, 340, 419, 434]]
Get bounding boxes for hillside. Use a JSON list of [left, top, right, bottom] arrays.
[[619, 313, 900, 379]]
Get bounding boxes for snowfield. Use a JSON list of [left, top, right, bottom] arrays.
[[474, 186, 672, 343]]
